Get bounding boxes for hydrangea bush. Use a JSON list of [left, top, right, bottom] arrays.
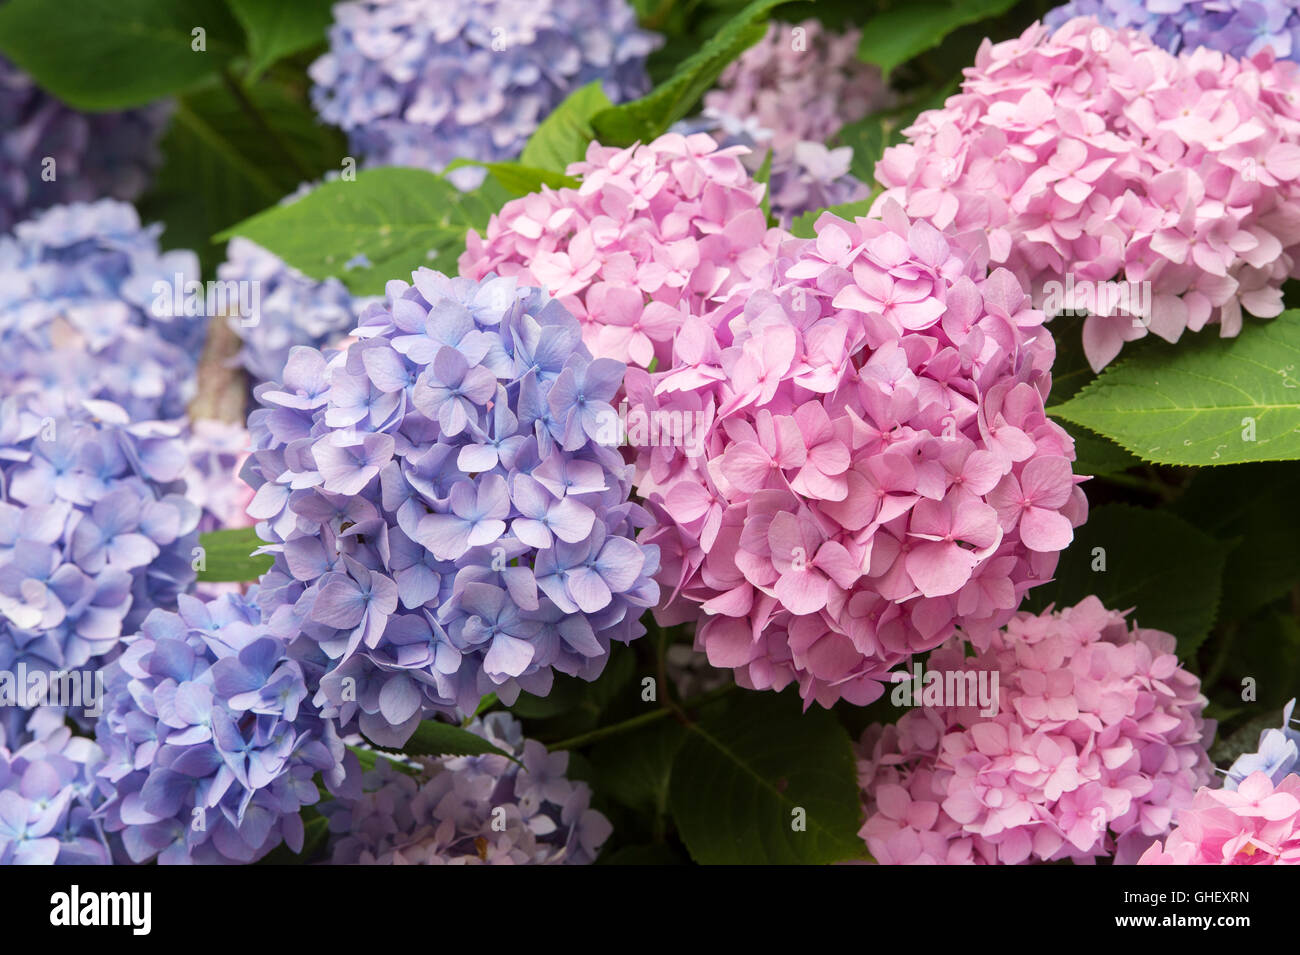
[[243, 270, 659, 745]]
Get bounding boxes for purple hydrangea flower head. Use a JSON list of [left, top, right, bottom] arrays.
[[323, 712, 611, 863], [1225, 698, 1300, 789], [243, 269, 660, 746], [309, 0, 660, 178], [0, 725, 109, 865], [182, 419, 255, 535], [93, 587, 351, 864], [0, 56, 170, 233], [1046, 1, 1300, 60], [0, 398, 200, 702], [0, 200, 205, 420]]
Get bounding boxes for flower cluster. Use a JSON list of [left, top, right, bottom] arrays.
[[309, 0, 658, 179], [1224, 698, 1300, 789], [693, 19, 891, 226], [873, 18, 1300, 370], [221, 237, 360, 388], [0, 200, 205, 420], [183, 419, 255, 535], [0, 398, 199, 684], [0, 726, 108, 865], [323, 713, 610, 864], [631, 203, 1084, 708], [0, 57, 169, 233], [858, 597, 1213, 864], [244, 270, 660, 746], [1046, 0, 1300, 60], [460, 132, 786, 370], [1140, 771, 1300, 864], [93, 588, 350, 864]]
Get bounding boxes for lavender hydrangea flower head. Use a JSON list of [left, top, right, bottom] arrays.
[[1046, 0, 1300, 60], [93, 588, 352, 864], [0, 726, 109, 865], [310, 0, 660, 178], [243, 269, 660, 746], [182, 419, 255, 535], [0, 200, 204, 421], [323, 713, 611, 864], [0, 56, 170, 233], [1225, 698, 1300, 789], [0, 397, 200, 698]]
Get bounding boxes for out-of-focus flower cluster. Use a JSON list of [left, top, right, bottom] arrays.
[[1225, 697, 1300, 789], [0, 57, 169, 233], [221, 237, 360, 389], [1046, 0, 1300, 60], [0, 200, 204, 420], [244, 270, 659, 746], [183, 419, 255, 535], [323, 713, 610, 863], [1140, 771, 1300, 864], [858, 597, 1213, 864], [93, 588, 350, 864], [631, 203, 1083, 708], [309, 0, 658, 179], [873, 18, 1300, 370], [461, 132, 786, 370], [693, 19, 892, 227], [0, 726, 108, 865], [0, 398, 199, 692]]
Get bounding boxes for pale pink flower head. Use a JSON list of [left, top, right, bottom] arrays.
[[858, 597, 1214, 865], [459, 132, 786, 370], [630, 202, 1087, 708], [1139, 771, 1300, 865], [873, 17, 1300, 370]]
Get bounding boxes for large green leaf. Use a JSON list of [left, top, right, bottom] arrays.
[[195, 527, 273, 582], [1051, 313, 1300, 466], [669, 691, 864, 864], [140, 78, 345, 270], [390, 720, 518, 764], [216, 167, 510, 295], [590, 0, 803, 146], [519, 81, 612, 174], [856, 0, 1019, 80], [0, 0, 243, 109], [590, 721, 686, 816], [1022, 504, 1225, 657], [226, 0, 334, 79]]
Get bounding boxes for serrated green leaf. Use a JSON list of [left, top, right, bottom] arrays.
[[379, 720, 519, 764], [519, 81, 612, 173], [856, 0, 1018, 80], [591, 0, 803, 146], [195, 527, 273, 582], [227, 0, 333, 79], [1051, 313, 1300, 466], [0, 0, 243, 109], [1065, 423, 1142, 477], [216, 167, 510, 295], [1022, 504, 1225, 656], [669, 691, 864, 864]]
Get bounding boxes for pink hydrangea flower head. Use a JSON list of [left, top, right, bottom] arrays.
[[873, 17, 1300, 370], [630, 202, 1087, 708], [1139, 771, 1300, 864], [858, 597, 1214, 864], [459, 132, 786, 370]]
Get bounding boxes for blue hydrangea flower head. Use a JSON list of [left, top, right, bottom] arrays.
[[1225, 698, 1300, 789], [323, 713, 611, 863], [0, 726, 109, 865], [1046, 0, 1300, 60], [309, 0, 660, 178], [0, 57, 170, 233], [0, 200, 205, 421], [243, 269, 660, 747], [93, 587, 351, 864]]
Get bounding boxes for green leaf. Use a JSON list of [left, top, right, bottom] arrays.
[[1065, 423, 1142, 477], [590, 0, 804, 146], [195, 528, 272, 583], [519, 81, 612, 174], [509, 641, 636, 733], [856, 0, 1018, 80], [444, 159, 579, 196], [755, 147, 773, 225], [790, 199, 874, 239], [380, 720, 519, 764], [226, 0, 333, 79], [590, 721, 686, 815], [216, 167, 510, 296], [139, 78, 346, 271], [0, 0, 243, 109], [1022, 504, 1226, 657], [1051, 313, 1300, 466], [669, 691, 865, 864]]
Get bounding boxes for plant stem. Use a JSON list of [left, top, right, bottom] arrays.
[[547, 683, 736, 751]]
